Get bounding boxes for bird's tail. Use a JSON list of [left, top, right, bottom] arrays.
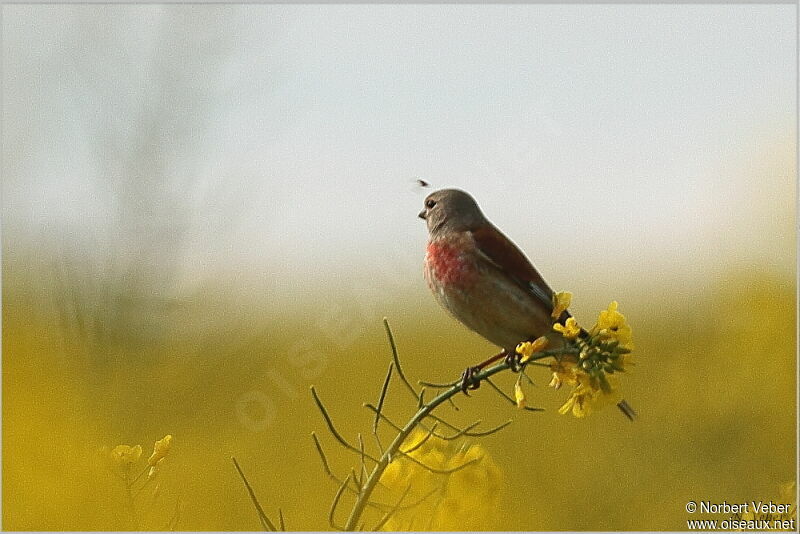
[[617, 399, 637, 421]]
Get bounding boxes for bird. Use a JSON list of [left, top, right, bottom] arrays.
[[419, 188, 635, 420]]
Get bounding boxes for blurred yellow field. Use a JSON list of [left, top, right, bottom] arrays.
[[3, 264, 796, 530]]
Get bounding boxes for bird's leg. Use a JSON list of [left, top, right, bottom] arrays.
[[504, 352, 521, 372], [459, 367, 480, 394], [460, 350, 508, 394], [504, 350, 522, 372]]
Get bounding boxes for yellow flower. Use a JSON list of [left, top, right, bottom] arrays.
[[514, 382, 526, 409], [148, 458, 165, 480], [378, 429, 503, 530], [516, 336, 549, 363], [551, 291, 572, 319], [553, 317, 581, 339], [110, 444, 143, 466], [557, 385, 597, 418], [592, 301, 633, 348], [147, 435, 173, 467], [557, 375, 612, 418], [548, 359, 580, 390]]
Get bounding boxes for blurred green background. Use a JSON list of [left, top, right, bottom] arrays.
[[2, 4, 796, 531]]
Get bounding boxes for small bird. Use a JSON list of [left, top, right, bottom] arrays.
[[419, 188, 635, 420]]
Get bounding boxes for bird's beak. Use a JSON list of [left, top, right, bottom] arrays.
[[418, 209, 427, 220]]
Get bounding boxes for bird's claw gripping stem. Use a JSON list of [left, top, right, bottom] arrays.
[[460, 366, 483, 394], [504, 351, 522, 372]]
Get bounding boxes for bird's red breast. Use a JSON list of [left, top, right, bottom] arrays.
[[425, 240, 473, 288]]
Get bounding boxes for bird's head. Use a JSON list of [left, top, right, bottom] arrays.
[[418, 189, 488, 236]]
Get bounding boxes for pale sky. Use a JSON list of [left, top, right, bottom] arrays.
[[3, 4, 796, 301]]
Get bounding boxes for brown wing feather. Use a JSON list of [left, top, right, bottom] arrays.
[[470, 226, 580, 332], [470, 226, 553, 306]]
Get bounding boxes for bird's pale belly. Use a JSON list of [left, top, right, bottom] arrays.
[[425, 247, 552, 351]]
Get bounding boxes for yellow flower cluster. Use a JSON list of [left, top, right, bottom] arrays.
[[548, 300, 634, 417], [548, 358, 580, 390], [110, 444, 143, 466], [551, 291, 572, 319], [592, 300, 634, 348], [148, 435, 172, 465], [553, 317, 581, 339], [378, 429, 504, 530], [556, 373, 617, 418], [147, 434, 173, 479], [515, 336, 549, 363], [103, 434, 174, 480]]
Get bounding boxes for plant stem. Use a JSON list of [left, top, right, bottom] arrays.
[[341, 348, 565, 530]]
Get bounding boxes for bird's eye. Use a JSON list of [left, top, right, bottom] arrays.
[[425, 199, 436, 209]]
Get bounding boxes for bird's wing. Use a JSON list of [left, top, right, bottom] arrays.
[[469, 225, 556, 314]]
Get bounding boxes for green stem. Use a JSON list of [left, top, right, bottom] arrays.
[[341, 348, 564, 531]]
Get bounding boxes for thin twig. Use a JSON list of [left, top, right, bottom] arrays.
[[351, 468, 362, 492], [130, 465, 150, 486], [373, 484, 412, 531], [329, 474, 352, 531], [311, 386, 379, 463], [485, 378, 545, 411], [383, 318, 417, 398], [520, 367, 535, 385], [278, 509, 285, 531], [340, 340, 567, 530], [312, 433, 396, 511], [358, 433, 367, 487], [394, 485, 440, 512], [364, 404, 403, 432], [400, 450, 483, 474], [364, 402, 505, 443], [365, 403, 474, 441], [456, 419, 514, 437], [418, 378, 461, 388], [311, 432, 334, 478], [424, 413, 464, 432], [373, 362, 394, 435], [447, 396, 460, 411], [431, 420, 482, 440], [425, 413, 517, 436], [231, 457, 277, 531], [401, 422, 439, 455]]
